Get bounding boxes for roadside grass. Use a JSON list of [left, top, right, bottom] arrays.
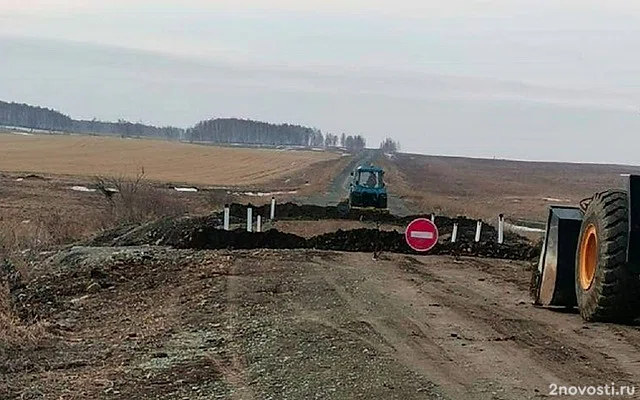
[[0, 171, 189, 350], [94, 170, 188, 226], [0, 279, 50, 351]]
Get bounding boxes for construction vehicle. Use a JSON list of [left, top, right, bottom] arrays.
[[348, 164, 388, 211], [533, 174, 640, 323]]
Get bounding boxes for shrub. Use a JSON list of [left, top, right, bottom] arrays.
[[94, 170, 187, 226]]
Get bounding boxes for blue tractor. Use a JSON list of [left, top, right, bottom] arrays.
[[348, 164, 388, 211]]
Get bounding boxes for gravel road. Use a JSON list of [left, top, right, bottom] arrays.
[[5, 246, 639, 399]]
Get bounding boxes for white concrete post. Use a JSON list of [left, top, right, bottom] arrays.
[[451, 223, 458, 243], [498, 214, 505, 244], [223, 205, 230, 231], [247, 207, 253, 232], [475, 220, 482, 242], [257, 215, 262, 232], [270, 197, 276, 220]]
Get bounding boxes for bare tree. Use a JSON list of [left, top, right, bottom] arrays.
[[380, 137, 400, 153]]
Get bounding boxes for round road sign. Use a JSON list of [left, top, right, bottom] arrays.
[[405, 218, 439, 252]]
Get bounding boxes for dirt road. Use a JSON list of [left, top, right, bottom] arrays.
[[6, 247, 639, 399], [295, 149, 413, 216]]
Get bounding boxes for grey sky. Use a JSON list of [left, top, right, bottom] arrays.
[[1, 1, 640, 163]]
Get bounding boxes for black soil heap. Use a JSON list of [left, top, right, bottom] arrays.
[[86, 203, 541, 261]]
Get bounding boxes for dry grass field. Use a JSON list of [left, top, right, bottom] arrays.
[[381, 152, 640, 223], [0, 133, 339, 187]]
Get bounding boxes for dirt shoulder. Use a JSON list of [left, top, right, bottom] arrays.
[[4, 247, 638, 399]]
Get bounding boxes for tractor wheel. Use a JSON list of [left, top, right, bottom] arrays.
[[337, 200, 350, 217], [575, 190, 640, 323]]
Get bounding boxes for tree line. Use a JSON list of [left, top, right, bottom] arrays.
[[0, 100, 182, 140], [186, 118, 322, 147], [0, 100, 396, 153]]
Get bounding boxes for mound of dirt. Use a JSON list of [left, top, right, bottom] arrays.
[[227, 201, 523, 243], [308, 228, 539, 260], [84, 214, 539, 262], [9, 246, 208, 322], [87, 214, 226, 247], [178, 228, 307, 250], [85, 214, 307, 250]]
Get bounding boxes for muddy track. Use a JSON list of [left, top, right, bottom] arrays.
[[309, 253, 640, 399], [293, 149, 376, 207]]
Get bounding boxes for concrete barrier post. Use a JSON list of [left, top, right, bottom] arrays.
[[223, 205, 230, 231], [475, 221, 482, 242], [451, 223, 458, 243], [270, 197, 276, 220], [257, 215, 262, 232], [498, 213, 505, 244], [247, 207, 253, 232]]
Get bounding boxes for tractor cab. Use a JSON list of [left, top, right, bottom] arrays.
[[354, 167, 385, 189], [349, 165, 388, 210]]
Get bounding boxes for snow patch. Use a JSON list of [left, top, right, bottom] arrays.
[[2, 125, 53, 134], [234, 190, 298, 197], [70, 186, 97, 192], [505, 222, 545, 233], [543, 197, 571, 202]]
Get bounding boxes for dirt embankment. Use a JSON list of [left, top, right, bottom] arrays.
[[228, 201, 518, 240], [83, 203, 539, 261]]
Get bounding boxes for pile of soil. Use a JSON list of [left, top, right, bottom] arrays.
[[309, 228, 539, 260], [87, 214, 233, 247], [85, 214, 540, 261], [228, 202, 521, 243], [8, 246, 209, 322]]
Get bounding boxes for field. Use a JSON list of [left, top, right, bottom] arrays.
[[0, 133, 340, 187], [2, 135, 640, 399], [0, 132, 349, 254], [380, 152, 640, 223]]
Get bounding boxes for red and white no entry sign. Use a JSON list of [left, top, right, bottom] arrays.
[[405, 218, 439, 252]]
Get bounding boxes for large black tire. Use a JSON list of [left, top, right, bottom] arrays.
[[575, 190, 640, 323], [378, 195, 388, 209], [336, 200, 350, 217]]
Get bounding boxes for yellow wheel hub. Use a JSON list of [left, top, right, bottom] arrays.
[[579, 224, 598, 290]]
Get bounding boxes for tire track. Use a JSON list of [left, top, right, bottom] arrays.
[[403, 256, 640, 389], [223, 264, 257, 400], [314, 253, 640, 399]]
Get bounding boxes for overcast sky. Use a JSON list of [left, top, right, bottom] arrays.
[[2, 1, 640, 164]]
